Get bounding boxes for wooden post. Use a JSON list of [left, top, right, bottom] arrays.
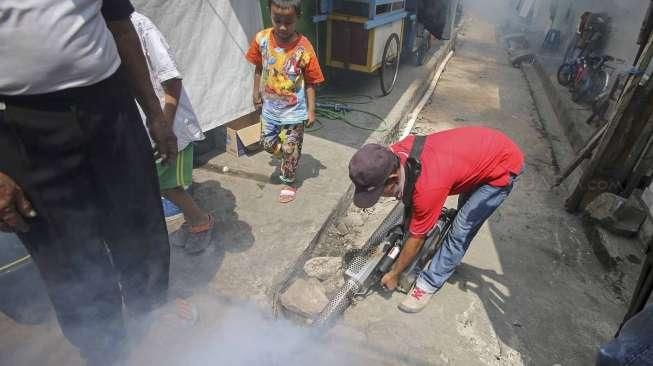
[[610, 80, 653, 183], [623, 113, 653, 196], [565, 34, 653, 212]]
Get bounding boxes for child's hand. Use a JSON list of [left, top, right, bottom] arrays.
[[253, 92, 263, 112], [306, 110, 316, 128]]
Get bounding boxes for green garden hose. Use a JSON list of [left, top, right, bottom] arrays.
[[307, 96, 388, 133]]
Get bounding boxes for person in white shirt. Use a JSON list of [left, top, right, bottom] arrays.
[[0, 1, 175, 364], [131, 12, 214, 254]]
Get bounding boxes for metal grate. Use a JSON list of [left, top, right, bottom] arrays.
[[314, 278, 361, 328]]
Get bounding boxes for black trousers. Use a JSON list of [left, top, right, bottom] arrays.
[[0, 71, 170, 360]]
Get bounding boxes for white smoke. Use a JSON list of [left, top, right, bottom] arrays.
[[127, 295, 363, 366]]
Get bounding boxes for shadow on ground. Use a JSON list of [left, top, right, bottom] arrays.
[[267, 153, 328, 189], [169, 180, 254, 298]]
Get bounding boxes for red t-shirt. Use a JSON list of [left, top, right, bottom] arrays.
[[390, 127, 524, 238]]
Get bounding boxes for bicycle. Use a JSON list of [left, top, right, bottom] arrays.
[[557, 54, 586, 87], [571, 55, 623, 104], [315, 203, 457, 328]]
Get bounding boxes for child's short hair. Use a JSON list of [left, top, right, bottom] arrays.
[[268, 0, 302, 16]]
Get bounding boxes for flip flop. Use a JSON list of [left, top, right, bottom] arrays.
[[184, 214, 215, 254], [160, 298, 199, 328], [279, 186, 297, 203]]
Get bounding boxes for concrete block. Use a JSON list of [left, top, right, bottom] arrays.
[[280, 278, 328, 318], [510, 51, 534, 67], [584, 193, 646, 237], [502, 33, 528, 48], [638, 215, 653, 247], [304, 257, 343, 281], [596, 227, 644, 265], [322, 275, 346, 299]]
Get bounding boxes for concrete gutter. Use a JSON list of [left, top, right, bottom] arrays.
[[521, 63, 584, 196], [530, 56, 595, 152], [271, 31, 459, 317]]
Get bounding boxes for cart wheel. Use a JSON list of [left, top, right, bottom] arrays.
[[380, 33, 401, 96]]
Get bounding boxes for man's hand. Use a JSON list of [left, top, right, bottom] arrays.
[[306, 109, 316, 128], [381, 271, 400, 291], [0, 172, 36, 233], [106, 19, 177, 164], [148, 118, 178, 164]]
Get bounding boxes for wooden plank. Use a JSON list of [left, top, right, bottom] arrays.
[[553, 124, 608, 188], [619, 83, 653, 184]]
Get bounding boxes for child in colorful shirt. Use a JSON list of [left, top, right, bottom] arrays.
[[246, 0, 325, 203]]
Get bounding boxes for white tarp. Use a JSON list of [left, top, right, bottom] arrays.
[[131, 0, 262, 131]]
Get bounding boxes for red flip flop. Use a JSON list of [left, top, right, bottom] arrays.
[[279, 186, 297, 203], [184, 214, 215, 254]]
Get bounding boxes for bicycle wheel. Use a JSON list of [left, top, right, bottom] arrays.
[[571, 70, 592, 103], [557, 63, 575, 86], [380, 33, 401, 96], [588, 70, 610, 102], [563, 34, 580, 63], [416, 30, 431, 66]]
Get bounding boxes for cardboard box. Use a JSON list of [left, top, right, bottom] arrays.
[[225, 113, 261, 157]]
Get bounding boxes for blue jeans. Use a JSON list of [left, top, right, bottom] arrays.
[[416, 173, 520, 293]]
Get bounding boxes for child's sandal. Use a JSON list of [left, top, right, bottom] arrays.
[[278, 186, 297, 203]]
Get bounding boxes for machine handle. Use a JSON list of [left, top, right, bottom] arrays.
[[377, 243, 401, 274]]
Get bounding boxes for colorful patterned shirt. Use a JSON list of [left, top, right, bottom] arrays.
[[246, 29, 324, 125]]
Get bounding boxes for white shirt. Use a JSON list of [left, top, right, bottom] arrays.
[[0, 0, 121, 95], [130, 12, 204, 151]]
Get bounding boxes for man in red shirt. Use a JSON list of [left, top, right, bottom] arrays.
[[349, 126, 524, 313]]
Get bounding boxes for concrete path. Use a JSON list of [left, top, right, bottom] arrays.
[[329, 0, 632, 365]]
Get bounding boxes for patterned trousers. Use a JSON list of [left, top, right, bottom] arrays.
[[261, 119, 305, 184]]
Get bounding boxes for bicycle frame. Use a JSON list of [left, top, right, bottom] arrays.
[[572, 55, 621, 104], [572, 57, 589, 88]]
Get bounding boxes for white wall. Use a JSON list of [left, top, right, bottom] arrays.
[[538, 0, 650, 64], [131, 1, 263, 131], [573, 0, 649, 64]]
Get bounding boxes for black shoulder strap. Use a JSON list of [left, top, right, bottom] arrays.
[[402, 135, 426, 233], [409, 135, 427, 160]]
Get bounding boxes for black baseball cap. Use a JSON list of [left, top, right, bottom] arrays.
[[349, 143, 398, 208]]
